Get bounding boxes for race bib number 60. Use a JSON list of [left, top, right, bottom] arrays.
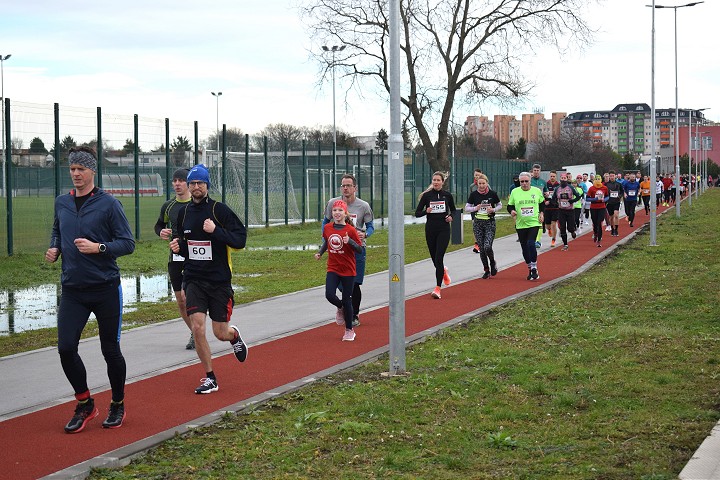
[[187, 240, 212, 261]]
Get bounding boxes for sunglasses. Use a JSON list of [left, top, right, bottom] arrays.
[[519, 180, 530, 183]]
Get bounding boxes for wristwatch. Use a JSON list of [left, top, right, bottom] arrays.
[[98, 243, 107, 253]]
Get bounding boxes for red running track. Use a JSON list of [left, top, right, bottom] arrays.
[[0, 209, 661, 479]]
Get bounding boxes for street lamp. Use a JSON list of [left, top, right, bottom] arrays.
[[648, 2, 703, 217], [700, 131, 710, 194], [322, 44, 345, 188], [648, 0, 658, 246], [1, 54, 10, 198], [211, 91, 222, 152]]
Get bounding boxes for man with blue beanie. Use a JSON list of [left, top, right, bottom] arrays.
[[170, 164, 249, 394]]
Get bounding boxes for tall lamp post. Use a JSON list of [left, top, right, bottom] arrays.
[[322, 44, 345, 188], [700, 131, 710, 194], [648, 0, 658, 246], [648, 2, 703, 217], [211, 91, 222, 152], [1, 54, 10, 198]]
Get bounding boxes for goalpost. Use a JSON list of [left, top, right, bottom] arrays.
[[210, 151, 302, 227]]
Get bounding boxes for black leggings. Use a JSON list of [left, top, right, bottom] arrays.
[[472, 219, 496, 270], [57, 281, 126, 403], [625, 200, 637, 224], [641, 195, 650, 213], [425, 225, 450, 287], [557, 209, 576, 245], [516, 226, 539, 265], [325, 271, 355, 329], [590, 208, 605, 242]]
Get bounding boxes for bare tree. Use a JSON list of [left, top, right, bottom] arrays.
[[301, 0, 595, 172], [530, 128, 594, 169]]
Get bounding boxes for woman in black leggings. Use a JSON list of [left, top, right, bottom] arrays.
[[415, 171, 456, 299]]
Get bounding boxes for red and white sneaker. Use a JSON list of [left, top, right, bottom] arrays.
[[431, 286, 442, 299], [443, 266, 451, 286], [342, 329, 356, 342]]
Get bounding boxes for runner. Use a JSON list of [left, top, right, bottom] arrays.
[[415, 171, 456, 299], [605, 170, 624, 237], [639, 174, 652, 215], [574, 174, 586, 232], [623, 172, 640, 227], [530, 164, 548, 248], [45, 146, 135, 432], [587, 175, 609, 247], [315, 200, 362, 342], [169, 164, 249, 394], [154, 168, 195, 350], [464, 173, 502, 279], [655, 175, 664, 208], [544, 171, 560, 247], [507, 172, 544, 280], [322, 174, 374, 327], [551, 172, 583, 251]]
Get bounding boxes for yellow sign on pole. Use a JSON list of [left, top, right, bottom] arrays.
[[391, 274, 400, 282]]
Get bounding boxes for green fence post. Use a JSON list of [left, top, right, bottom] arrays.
[[134, 114, 140, 239], [165, 118, 170, 201], [284, 137, 288, 225], [264, 136, 269, 227], [222, 124, 227, 204], [54, 103, 60, 197], [194, 121, 199, 165], [4, 98, 12, 255], [97, 107, 103, 188], [244, 134, 249, 227], [302, 139, 307, 224], [316, 141, 321, 222]]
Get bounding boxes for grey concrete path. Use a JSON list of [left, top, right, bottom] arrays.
[[1, 206, 717, 479]]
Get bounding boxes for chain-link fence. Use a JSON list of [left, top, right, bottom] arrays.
[[1, 100, 530, 255]]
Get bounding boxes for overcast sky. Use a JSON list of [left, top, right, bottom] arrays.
[[1, 0, 717, 148]]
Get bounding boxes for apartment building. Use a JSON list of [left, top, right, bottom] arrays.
[[465, 112, 566, 149], [563, 103, 707, 157]]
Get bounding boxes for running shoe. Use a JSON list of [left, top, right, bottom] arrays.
[[526, 269, 532, 280], [597, 243, 602, 248], [342, 329, 356, 342], [102, 401, 125, 429], [352, 316, 360, 327], [490, 264, 498, 276], [431, 286, 442, 299], [185, 333, 195, 350], [195, 377, 219, 394], [551, 238, 556, 247], [230, 325, 248, 362], [481, 270, 490, 279], [629, 222, 634, 227], [571, 231, 577, 239], [335, 308, 344, 325], [535, 241, 541, 249], [443, 266, 451, 286], [529, 268, 539, 281], [562, 245, 569, 251], [592, 234, 597, 242], [605, 225, 611, 231], [64, 399, 98, 434], [472, 243, 480, 253]]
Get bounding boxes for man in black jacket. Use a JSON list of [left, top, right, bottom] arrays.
[[170, 164, 249, 394]]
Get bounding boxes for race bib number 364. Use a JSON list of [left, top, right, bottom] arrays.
[[187, 240, 212, 261]]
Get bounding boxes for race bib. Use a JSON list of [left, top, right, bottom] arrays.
[[187, 240, 212, 261], [628, 190, 636, 196], [520, 207, 534, 217], [642, 189, 650, 195], [172, 253, 185, 262], [429, 201, 447, 214], [610, 191, 619, 198], [560, 200, 570, 208]]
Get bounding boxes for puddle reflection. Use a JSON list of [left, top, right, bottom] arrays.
[[0, 275, 245, 336]]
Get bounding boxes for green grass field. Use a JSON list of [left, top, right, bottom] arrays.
[[83, 190, 720, 479]]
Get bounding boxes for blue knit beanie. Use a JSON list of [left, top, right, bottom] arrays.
[[187, 164, 210, 188]]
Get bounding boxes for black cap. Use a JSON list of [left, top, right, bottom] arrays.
[[173, 168, 190, 181]]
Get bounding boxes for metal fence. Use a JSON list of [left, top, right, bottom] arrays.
[[1, 100, 530, 255]]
